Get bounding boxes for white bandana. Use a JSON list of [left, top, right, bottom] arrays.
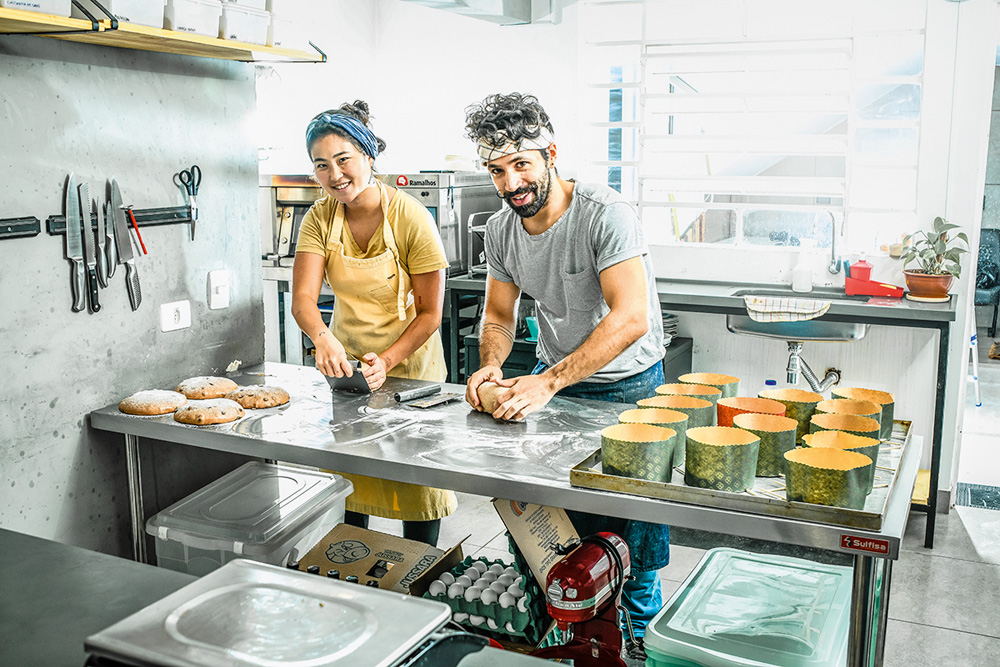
[[477, 127, 554, 164]]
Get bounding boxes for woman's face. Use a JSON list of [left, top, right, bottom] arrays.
[[310, 133, 374, 205]]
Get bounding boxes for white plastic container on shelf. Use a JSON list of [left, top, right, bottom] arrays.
[[0, 0, 71, 16], [145, 461, 352, 576], [644, 548, 852, 667], [267, 12, 308, 50], [223, 0, 265, 9], [219, 2, 268, 44], [70, 0, 164, 28], [163, 0, 222, 37]]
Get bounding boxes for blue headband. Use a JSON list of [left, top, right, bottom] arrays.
[[306, 113, 380, 159]]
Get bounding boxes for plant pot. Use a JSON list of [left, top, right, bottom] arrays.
[[903, 270, 955, 299]]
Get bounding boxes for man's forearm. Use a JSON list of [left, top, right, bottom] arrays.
[[479, 321, 515, 368], [544, 308, 647, 391]]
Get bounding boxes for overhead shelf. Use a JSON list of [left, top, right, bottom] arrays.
[[0, 7, 325, 63]]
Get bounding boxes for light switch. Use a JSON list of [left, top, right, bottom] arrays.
[[208, 269, 230, 309]]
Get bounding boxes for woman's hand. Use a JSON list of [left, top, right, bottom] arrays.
[[314, 330, 355, 378], [361, 352, 387, 390]]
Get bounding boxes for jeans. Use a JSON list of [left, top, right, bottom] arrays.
[[532, 360, 669, 635]]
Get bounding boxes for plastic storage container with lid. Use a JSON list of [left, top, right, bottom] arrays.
[[70, 0, 164, 28], [146, 461, 352, 576], [164, 0, 222, 37], [644, 548, 852, 667], [0, 0, 71, 15], [219, 2, 269, 43]]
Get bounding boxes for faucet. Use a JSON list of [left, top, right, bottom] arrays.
[[786, 342, 841, 392], [813, 210, 842, 274]]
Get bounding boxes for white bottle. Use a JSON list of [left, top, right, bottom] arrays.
[[791, 251, 813, 293]]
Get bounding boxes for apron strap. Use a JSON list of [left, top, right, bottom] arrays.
[[374, 180, 408, 322], [328, 180, 408, 322]]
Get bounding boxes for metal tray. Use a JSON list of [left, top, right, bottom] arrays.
[[85, 559, 451, 667], [570, 420, 912, 531]]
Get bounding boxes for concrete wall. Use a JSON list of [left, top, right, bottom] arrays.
[[0, 36, 264, 555]]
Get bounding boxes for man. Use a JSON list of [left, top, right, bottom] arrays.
[[463, 92, 667, 658]]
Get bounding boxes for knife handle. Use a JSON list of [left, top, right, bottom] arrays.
[[125, 261, 141, 311], [96, 241, 108, 288], [106, 230, 117, 280], [86, 267, 101, 313], [70, 259, 85, 312]]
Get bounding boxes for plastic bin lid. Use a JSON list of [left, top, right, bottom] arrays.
[[645, 548, 852, 667], [146, 462, 352, 552]]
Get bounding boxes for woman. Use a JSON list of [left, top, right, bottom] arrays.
[[292, 101, 456, 546]]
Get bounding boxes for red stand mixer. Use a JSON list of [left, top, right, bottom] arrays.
[[529, 532, 636, 666]]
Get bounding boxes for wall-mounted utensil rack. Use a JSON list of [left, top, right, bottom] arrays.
[[46, 206, 191, 234], [0, 217, 41, 239]]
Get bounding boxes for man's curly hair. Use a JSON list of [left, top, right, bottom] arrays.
[[464, 93, 554, 146]]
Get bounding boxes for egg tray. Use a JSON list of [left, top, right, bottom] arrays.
[[421, 554, 551, 645]]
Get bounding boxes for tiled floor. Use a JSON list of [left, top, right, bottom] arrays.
[[366, 333, 1000, 665], [958, 328, 1000, 488]]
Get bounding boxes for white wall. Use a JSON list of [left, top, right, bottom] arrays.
[[258, 0, 581, 176]]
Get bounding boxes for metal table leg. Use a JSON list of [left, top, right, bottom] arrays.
[[848, 554, 894, 667], [848, 554, 875, 667], [873, 558, 893, 667], [448, 288, 461, 384], [926, 322, 950, 548], [124, 433, 148, 564]]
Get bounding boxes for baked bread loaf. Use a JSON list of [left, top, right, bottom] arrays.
[[225, 385, 290, 409], [118, 390, 187, 416], [174, 376, 239, 399], [173, 398, 245, 426]]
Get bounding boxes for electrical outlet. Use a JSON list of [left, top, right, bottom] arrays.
[[160, 300, 192, 332]]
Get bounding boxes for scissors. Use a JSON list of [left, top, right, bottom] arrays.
[[179, 164, 201, 240]]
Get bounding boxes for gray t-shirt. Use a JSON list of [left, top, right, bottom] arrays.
[[485, 181, 664, 383]]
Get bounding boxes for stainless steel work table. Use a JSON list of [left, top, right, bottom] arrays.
[[447, 275, 955, 550], [92, 361, 920, 667]]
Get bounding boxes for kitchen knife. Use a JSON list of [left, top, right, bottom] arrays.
[[79, 183, 101, 313], [104, 200, 116, 281], [65, 174, 86, 312], [111, 179, 141, 311], [95, 196, 108, 288]]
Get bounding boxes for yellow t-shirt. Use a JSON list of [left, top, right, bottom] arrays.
[[295, 188, 449, 276]]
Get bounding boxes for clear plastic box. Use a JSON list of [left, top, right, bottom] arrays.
[[219, 2, 268, 44], [0, 0, 71, 16], [71, 0, 164, 28], [146, 462, 352, 576], [163, 0, 221, 37], [645, 548, 852, 667]]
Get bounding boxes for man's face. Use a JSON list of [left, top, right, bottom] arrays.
[[486, 149, 553, 219]]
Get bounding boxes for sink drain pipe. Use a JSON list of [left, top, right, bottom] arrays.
[[786, 342, 841, 392]]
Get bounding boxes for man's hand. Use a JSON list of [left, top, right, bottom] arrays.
[[465, 365, 504, 410], [490, 373, 558, 421]]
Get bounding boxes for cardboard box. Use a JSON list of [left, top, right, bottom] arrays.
[[492, 499, 580, 588], [298, 524, 466, 594]]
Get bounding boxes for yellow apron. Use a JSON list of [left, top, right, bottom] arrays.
[[322, 181, 455, 521]]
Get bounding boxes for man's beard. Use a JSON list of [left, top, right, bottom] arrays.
[[503, 168, 552, 219]]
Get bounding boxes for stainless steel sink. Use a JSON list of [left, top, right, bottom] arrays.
[[727, 288, 869, 341]]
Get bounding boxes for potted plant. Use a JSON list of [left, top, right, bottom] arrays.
[[900, 216, 969, 300]]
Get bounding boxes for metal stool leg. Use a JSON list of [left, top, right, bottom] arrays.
[[971, 330, 982, 408]]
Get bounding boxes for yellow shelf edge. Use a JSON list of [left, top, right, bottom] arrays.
[[1, 9, 323, 63]]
